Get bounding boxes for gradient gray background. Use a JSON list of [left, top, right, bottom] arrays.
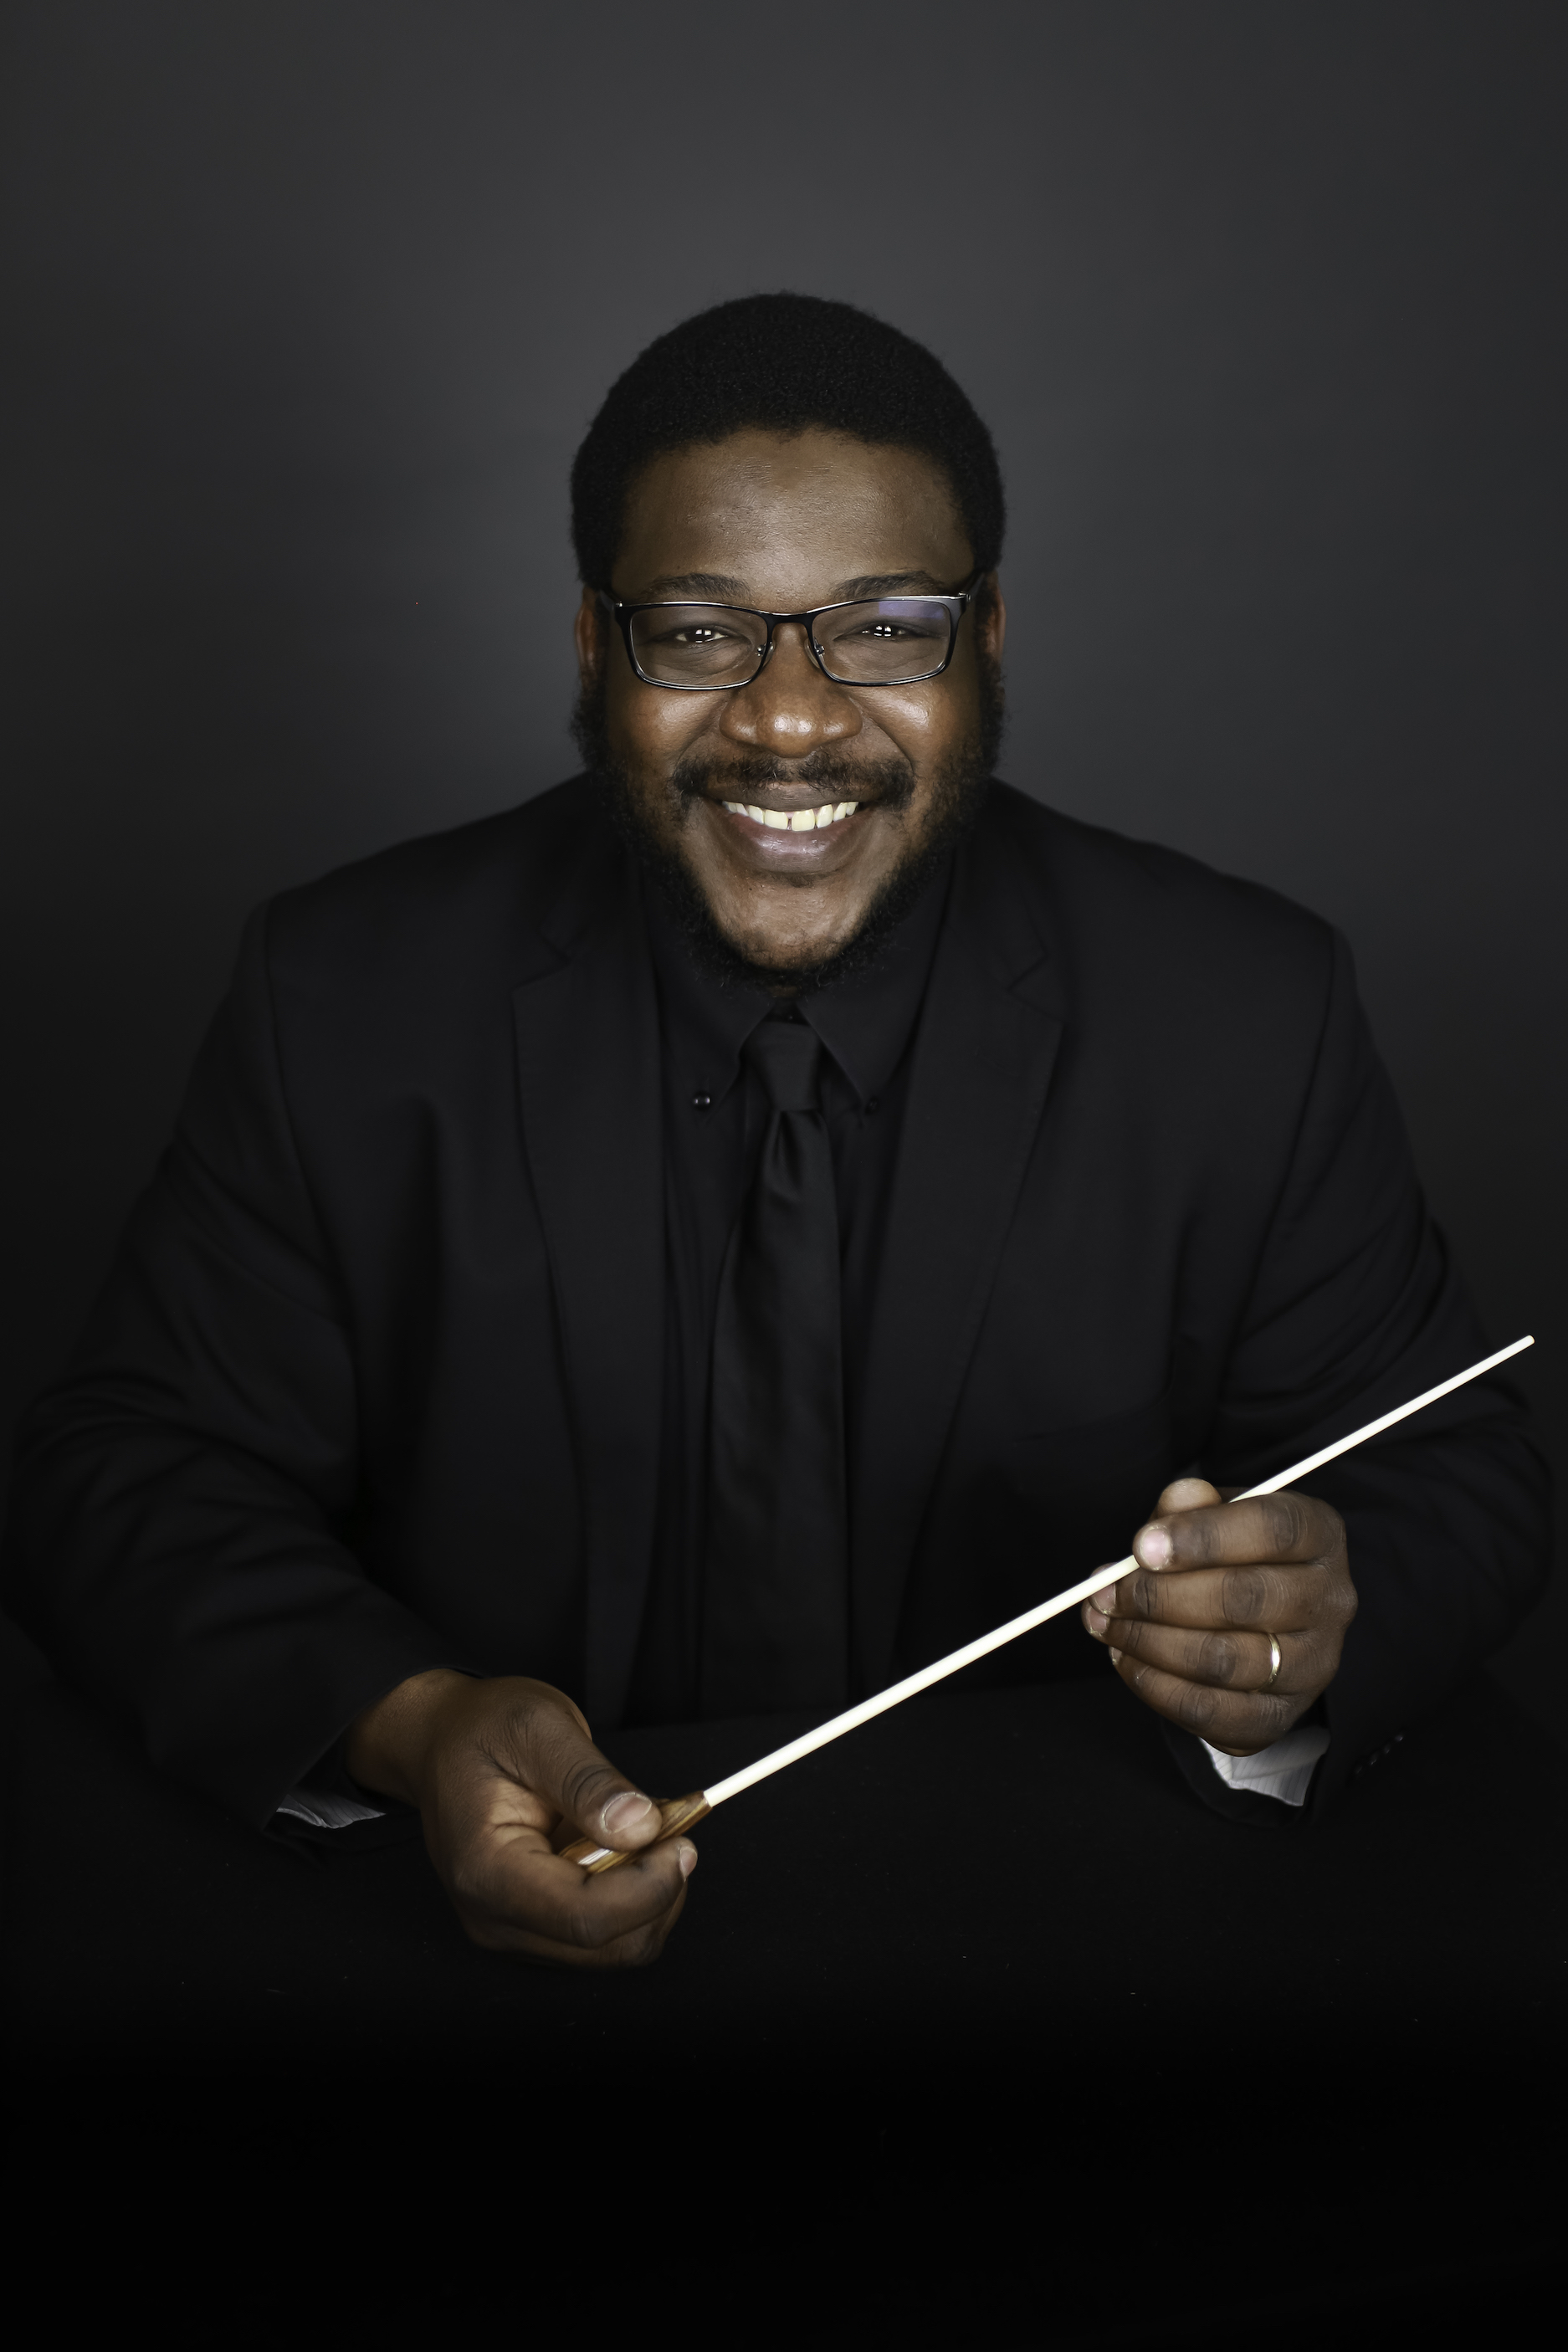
[[4, 3, 1563, 1727]]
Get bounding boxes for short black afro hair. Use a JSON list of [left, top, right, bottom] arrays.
[[570, 292, 1005, 590]]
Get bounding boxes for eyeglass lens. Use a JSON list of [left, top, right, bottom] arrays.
[[628, 599, 956, 687]]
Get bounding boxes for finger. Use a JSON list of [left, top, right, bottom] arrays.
[[1153, 1476, 1222, 1514], [1109, 1653, 1299, 1750], [455, 1824, 698, 1958], [1091, 1616, 1319, 1694], [1084, 1559, 1334, 1634], [1131, 1489, 1342, 1574], [466, 1864, 693, 1970], [501, 1887, 692, 1970]]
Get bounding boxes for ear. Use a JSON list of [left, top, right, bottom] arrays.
[[979, 571, 1007, 668], [574, 586, 606, 687]]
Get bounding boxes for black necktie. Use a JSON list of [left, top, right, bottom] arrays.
[[702, 1014, 849, 1716]]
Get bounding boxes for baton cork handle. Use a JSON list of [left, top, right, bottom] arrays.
[[556, 1790, 710, 1873]]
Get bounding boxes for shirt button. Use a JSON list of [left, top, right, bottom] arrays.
[[691, 1092, 712, 1111], [865, 1095, 880, 1114]]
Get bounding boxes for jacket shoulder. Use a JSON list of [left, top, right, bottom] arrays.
[[984, 782, 1340, 986], [260, 776, 618, 988]]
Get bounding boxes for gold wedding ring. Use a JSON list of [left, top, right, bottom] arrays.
[[1265, 1632, 1281, 1689]]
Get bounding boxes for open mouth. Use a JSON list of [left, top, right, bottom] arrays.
[[719, 800, 860, 833]]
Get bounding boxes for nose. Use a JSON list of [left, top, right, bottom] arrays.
[[718, 622, 862, 759]]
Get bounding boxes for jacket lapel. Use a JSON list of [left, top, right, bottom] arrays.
[[512, 849, 664, 1729], [851, 825, 1065, 1692]]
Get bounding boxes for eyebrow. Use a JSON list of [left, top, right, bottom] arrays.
[[623, 568, 958, 606], [630, 571, 749, 601]]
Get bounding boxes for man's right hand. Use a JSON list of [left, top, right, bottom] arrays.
[[344, 1669, 694, 1966]]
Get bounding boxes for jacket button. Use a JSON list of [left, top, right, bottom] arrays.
[[692, 1093, 712, 1110]]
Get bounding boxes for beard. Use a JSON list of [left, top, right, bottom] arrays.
[[572, 627, 1006, 997]]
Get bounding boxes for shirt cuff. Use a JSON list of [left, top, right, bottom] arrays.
[[1201, 1724, 1330, 1807], [274, 1786, 387, 1830]]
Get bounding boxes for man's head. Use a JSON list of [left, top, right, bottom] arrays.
[[571, 295, 1007, 991]]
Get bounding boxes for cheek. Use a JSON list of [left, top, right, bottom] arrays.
[[869, 679, 973, 763], [854, 692, 939, 761], [606, 672, 720, 770]]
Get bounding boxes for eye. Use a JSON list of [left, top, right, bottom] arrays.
[[828, 614, 944, 644], [639, 616, 755, 651]]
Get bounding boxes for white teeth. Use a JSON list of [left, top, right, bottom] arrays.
[[734, 799, 861, 830]]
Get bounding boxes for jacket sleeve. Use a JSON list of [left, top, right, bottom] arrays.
[[1, 906, 461, 1827], [1179, 931, 1551, 1821]]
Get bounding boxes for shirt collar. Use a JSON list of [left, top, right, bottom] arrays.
[[643, 857, 951, 1109]]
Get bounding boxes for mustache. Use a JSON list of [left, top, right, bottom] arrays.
[[669, 747, 917, 812]]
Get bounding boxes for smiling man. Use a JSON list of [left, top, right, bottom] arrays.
[[6, 295, 1547, 1965], [577, 423, 1002, 990]]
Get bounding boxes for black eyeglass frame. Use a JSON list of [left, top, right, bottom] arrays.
[[597, 572, 986, 692]]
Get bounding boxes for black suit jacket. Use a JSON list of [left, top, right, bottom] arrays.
[[4, 779, 1549, 1826]]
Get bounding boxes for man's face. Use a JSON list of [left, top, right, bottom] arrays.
[[574, 428, 1006, 981]]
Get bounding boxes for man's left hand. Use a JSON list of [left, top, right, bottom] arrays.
[[1081, 1478, 1357, 1754]]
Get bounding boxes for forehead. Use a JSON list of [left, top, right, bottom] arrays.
[[612, 428, 971, 605]]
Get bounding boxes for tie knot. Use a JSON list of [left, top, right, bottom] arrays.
[[745, 1017, 822, 1113]]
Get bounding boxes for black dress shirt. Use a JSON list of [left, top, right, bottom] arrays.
[[627, 863, 952, 1722]]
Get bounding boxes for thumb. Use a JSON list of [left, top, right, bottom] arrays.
[[1130, 1476, 1222, 1573], [519, 1690, 663, 1851]]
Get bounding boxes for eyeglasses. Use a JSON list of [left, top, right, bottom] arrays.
[[598, 574, 984, 692]]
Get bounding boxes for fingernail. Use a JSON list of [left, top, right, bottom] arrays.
[[676, 1840, 697, 1878], [1091, 1585, 1118, 1614], [601, 1791, 657, 1842], [1135, 1524, 1171, 1569], [1109, 1647, 1123, 1664], [1085, 1605, 1109, 1635]]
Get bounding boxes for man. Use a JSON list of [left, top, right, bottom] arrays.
[[5, 295, 1547, 1968]]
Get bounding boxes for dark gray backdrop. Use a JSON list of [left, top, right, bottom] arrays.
[[4, 3, 1563, 1728]]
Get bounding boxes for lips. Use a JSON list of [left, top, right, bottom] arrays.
[[720, 800, 860, 832]]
